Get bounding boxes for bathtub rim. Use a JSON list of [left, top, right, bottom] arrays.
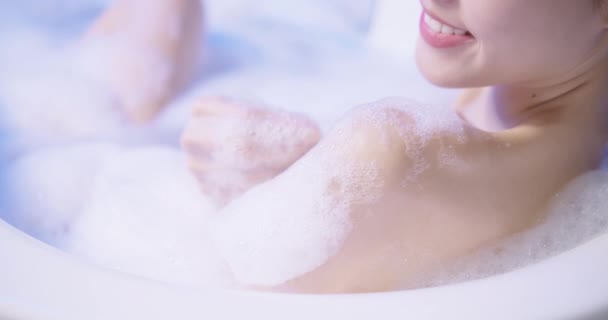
[[1, 218, 607, 320]]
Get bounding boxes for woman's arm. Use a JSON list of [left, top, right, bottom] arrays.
[[209, 98, 603, 293]]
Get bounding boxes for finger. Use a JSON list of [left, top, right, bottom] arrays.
[[180, 116, 223, 150], [182, 142, 215, 164]]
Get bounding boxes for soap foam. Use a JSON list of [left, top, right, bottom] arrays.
[[1, 143, 123, 244], [339, 97, 465, 182], [0, 64, 126, 151], [64, 146, 230, 287], [201, 100, 319, 170], [209, 154, 352, 286], [209, 127, 387, 286]]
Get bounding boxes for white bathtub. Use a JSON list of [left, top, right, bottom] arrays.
[[1, 217, 607, 320]]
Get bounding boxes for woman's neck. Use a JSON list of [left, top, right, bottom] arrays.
[[454, 56, 608, 132]]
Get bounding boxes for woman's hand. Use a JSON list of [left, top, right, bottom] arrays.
[[181, 97, 321, 204]]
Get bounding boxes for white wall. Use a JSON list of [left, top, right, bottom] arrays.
[[368, 0, 422, 59]]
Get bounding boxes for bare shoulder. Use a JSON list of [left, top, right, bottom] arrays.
[[332, 98, 465, 153], [321, 97, 591, 187]]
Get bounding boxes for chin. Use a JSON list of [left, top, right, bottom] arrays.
[[415, 59, 462, 89], [415, 41, 483, 89]]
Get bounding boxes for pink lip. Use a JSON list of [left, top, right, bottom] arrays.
[[419, 10, 475, 48]]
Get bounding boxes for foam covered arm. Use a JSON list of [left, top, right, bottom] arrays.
[[208, 100, 429, 292], [210, 98, 604, 293]]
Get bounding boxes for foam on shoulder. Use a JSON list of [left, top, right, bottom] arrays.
[[341, 97, 465, 181]]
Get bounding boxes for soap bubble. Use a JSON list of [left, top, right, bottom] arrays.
[[64, 146, 230, 287], [1, 142, 123, 245]]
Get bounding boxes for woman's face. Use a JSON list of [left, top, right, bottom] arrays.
[[416, 0, 607, 88]]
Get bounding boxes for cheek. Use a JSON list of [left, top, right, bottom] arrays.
[[467, 2, 601, 83], [466, 6, 537, 63]]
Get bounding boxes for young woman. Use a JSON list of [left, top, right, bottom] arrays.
[[181, 0, 608, 293]]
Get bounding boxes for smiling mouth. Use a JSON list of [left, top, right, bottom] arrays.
[[419, 10, 475, 48], [422, 12, 472, 37]]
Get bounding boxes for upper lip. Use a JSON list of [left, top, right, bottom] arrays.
[[421, 6, 470, 35]]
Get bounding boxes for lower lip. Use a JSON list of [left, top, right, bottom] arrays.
[[419, 11, 474, 48]]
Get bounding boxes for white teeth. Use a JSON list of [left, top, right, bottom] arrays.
[[428, 17, 442, 33], [424, 13, 468, 36], [424, 13, 431, 24], [440, 24, 454, 35]]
